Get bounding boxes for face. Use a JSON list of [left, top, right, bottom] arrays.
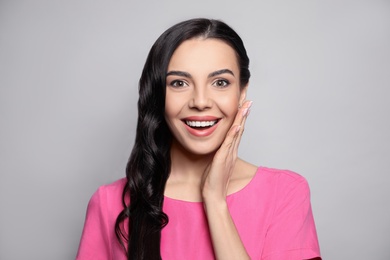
[[165, 38, 247, 155]]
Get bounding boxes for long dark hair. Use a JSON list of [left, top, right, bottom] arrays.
[[114, 18, 251, 259]]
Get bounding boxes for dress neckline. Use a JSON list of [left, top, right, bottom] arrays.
[[163, 166, 262, 204]]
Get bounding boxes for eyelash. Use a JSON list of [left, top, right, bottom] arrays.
[[213, 79, 230, 88], [169, 80, 188, 88], [168, 79, 230, 88]]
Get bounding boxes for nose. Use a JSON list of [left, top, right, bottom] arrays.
[[189, 86, 212, 110]]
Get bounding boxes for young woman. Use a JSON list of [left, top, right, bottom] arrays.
[[77, 18, 321, 260]]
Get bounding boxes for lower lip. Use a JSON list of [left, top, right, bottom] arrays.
[[184, 122, 219, 137]]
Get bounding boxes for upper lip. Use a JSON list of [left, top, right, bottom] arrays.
[[182, 116, 220, 121]]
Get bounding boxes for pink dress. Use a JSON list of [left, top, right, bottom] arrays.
[[77, 167, 321, 259]]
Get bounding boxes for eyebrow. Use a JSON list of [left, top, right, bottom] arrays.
[[208, 69, 235, 78], [166, 69, 235, 79], [166, 70, 192, 78]]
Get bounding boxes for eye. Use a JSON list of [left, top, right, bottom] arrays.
[[170, 80, 188, 88], [213, 79, 230, 88]]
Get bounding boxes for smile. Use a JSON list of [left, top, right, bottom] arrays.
[[181, 117, 221, 137], [185, 120, 218, 128]]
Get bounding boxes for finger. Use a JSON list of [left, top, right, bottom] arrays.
[[231, 100, 253, 128], [214, 101, 252, 162], [225, 100, 251, 153], [218, 124, 241, 154], [222, 101, 252, 157], [212, 124, 240, 165], [231, 101, 252, 154]]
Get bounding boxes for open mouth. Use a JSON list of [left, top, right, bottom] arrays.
[[184, 120, 219, 129]]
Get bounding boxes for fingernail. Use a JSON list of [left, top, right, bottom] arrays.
[[242, 108, 249, 116], [247, 100, 253, 108], [236, 125, 241, 133]]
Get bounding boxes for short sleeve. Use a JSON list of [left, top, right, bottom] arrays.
[[262, 177, 321, 260], [76, 187, 112, 260]]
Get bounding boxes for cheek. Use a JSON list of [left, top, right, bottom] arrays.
[[164, 103, 175, 125], [165, 92, 179, 112], [164, 92, 185, 125], [219, 93, 240, 117], [164, 100, 172, 116], [165, 91, 174, 115]]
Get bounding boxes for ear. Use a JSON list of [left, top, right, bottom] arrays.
[[239, 84, 248, 106]]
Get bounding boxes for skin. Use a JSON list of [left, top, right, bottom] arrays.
[[164, 38, 257, 259]]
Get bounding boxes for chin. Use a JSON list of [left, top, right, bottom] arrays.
[[189, 148, 218, 156], [170, 137, 220, 156]]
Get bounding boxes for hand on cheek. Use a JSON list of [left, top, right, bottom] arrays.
[[201, 100, 253, 202]]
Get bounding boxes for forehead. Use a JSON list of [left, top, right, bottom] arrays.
[[168, 38, 239, 72]]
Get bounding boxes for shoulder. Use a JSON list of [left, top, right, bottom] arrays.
[[256, 167, 312, 209], [235, 158, 309, 189], [77, 178, 127, 259], [257, 168, 321, 259], [232, 159, 311, 196], [88, 178, 127, 213], [95, 178, 127, 196], [258, 166, 308, 186], [235, 159, 307, 183], [244, 166, 311, 202]]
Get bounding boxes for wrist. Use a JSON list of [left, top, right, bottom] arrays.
[[203, 195, 228, 212]]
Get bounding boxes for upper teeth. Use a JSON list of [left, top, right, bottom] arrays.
[[186, 120, 217, 127]]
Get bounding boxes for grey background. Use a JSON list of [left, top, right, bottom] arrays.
[[1, 0, 389, 259]]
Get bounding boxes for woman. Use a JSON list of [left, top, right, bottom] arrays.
[[77, 18, 321, 260]]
